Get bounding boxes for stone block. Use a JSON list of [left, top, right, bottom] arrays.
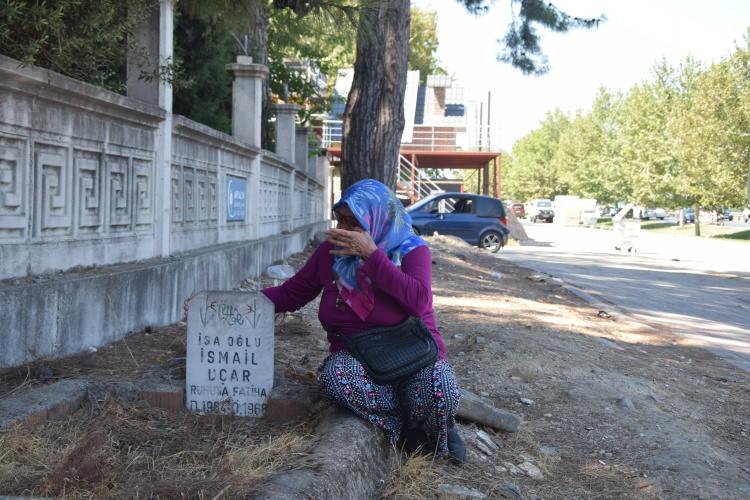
[[251, 409, 399, 499], [457, 389, 522, 433], [437, 484, 488, 499], [0, 379, 88, 430], [140, 382, 184, 413]]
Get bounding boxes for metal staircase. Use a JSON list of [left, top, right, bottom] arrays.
[[396, 154, 447, 205]]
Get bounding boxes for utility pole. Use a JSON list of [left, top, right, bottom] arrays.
[[478, 102, 483, 151]]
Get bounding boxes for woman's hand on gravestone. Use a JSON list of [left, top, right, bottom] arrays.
[[325, 227, 377, 259]]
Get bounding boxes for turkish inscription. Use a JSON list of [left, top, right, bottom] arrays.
[[186, 291, 274, 417]]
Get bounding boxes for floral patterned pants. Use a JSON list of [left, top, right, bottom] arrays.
[[319, 351, 461, 456]]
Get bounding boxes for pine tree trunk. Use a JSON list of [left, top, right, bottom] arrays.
[[245, 0, 271, 149], [341, 0, 411, 190]]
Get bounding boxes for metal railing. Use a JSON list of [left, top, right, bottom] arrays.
[[321, 119, 343, 147], [396, 154, 454, 210], [321, 119, 500, 152]]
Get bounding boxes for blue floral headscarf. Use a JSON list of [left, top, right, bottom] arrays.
[[332, 179, 427, 319]]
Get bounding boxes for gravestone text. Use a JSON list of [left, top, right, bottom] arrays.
[[186, 291, 274, 416]]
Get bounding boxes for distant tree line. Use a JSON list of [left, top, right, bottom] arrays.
[[503, 37, 750, 219]]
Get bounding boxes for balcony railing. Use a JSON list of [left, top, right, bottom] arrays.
[[320, 119, 500, 152]]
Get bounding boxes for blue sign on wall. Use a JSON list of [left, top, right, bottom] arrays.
[[226, 176, 247, 221]]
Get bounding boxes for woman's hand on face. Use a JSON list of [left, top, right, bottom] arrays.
[[326, 227, 378, 258]]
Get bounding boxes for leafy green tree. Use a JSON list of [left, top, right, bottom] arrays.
[[178, 0, 359, 139], [173, 9, 234, 133], [0, 0, 157, 92], [617, 61, 689, 209], [503, 110, 570, 200], [505, 40, 750, 233], [409, 8, 444, 84], [552, 89, 628, 204], [267, 3, 357, 125], [670, 50, 750, 234]]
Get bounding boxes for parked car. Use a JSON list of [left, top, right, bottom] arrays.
[[681, 208, 695, 224], [525, 199, 554, 223], [509, 202, 525, 219], [601, 206, 620, 218], [653, 208, 667, 220], [718, 208, 734, 223], [743, 207, 750, 224], [407, 193, 510, 252], [639, 208, 655, 220]]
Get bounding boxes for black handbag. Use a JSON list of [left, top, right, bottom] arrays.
[[336, 317, 439, 385]]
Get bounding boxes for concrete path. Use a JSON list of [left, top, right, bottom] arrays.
[[499, 223, 750, 371]]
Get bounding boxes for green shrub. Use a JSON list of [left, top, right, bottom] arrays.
[[0, 0, 157, 92]]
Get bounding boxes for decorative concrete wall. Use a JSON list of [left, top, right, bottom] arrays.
[[170, 116, 261, 253], [0, 228, 320, 368], [0, 54, 166, 280], [0, 55, 327, 280], [0, 39, 329, 367]]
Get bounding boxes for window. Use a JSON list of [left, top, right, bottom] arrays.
[[476, 197, 503, 217], [444, 104, 465, 117], [435, 197, 470, 214], [418, 200, 437, 213]]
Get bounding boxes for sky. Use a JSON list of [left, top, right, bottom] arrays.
[[413, 0, 750, 152]]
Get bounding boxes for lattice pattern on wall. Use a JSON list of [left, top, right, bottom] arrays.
[[0, 135, 27, 239], [75, 150, 103, 233], [294, 174, 306, 221], [306, 183, 323, 224], [260, 160, 291, 224], [0, 135, 155, 240], [170, 164, 218, 227], [35, 144, 71, 236]]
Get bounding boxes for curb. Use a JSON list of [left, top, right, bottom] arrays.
[[556, 279, 656, 332], [0, 378, 89, 430], [513, 261, 657, 333], [251, 409, 399, 499]]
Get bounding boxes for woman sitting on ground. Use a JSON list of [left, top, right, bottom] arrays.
[[261, 179, 464, 461]]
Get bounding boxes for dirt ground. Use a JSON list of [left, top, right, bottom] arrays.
[[1, 236, 749, 498]]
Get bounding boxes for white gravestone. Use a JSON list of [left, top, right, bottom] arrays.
[[186, 291, 274, 417]]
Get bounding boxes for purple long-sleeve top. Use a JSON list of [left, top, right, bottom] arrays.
[[261, 241, 447, 359]]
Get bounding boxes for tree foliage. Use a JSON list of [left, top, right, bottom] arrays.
[[409, 8, 444, 84], [173, 8, 235, 133], [670, 53, 750, 210], [505, 40, 750, 214], [552, 90, 628, 204], [617, 62, 687, 208], [0, 0, 158, 92], [460, 0, 604, 75], [267, 2, 358, 124], [503, 110, 570, 200]]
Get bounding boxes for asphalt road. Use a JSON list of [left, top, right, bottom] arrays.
[[499, 222, 750, 371]]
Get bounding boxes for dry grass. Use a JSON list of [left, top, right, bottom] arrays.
[[0, 397, 316, 498], [216, 431, 314, 493], [383, 452, 442, 499]]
